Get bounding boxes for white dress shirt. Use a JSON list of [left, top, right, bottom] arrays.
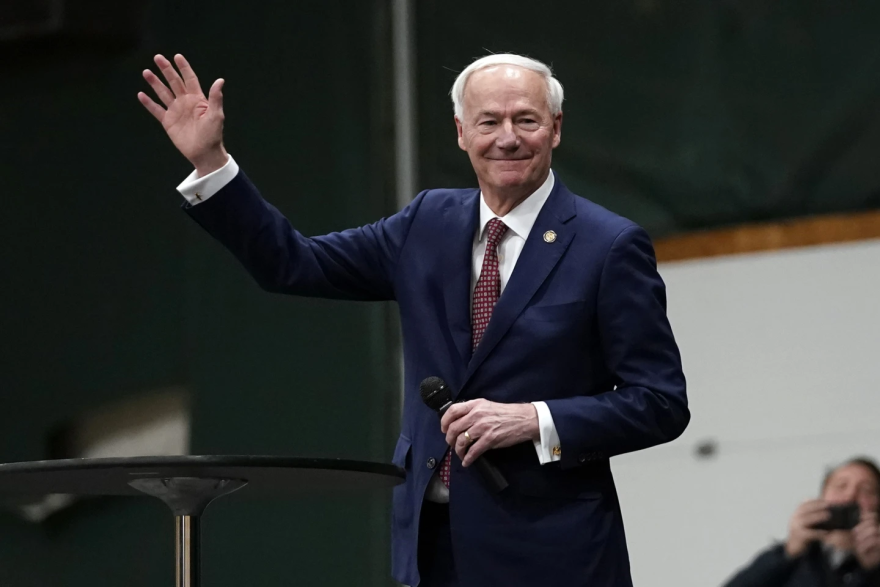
[[177, 157, 563, 503]]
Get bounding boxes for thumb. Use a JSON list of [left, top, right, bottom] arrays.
[[208, 78, 225, 114]]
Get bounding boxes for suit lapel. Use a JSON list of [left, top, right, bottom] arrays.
[[461, 178, 578, 392], [442, 190, 480, 367]]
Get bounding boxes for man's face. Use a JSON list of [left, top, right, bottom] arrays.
[[823, 463, 880, 516], [455, 65, 562, 198]]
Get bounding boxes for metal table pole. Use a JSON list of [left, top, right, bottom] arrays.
[[176, 514, 201, 587]]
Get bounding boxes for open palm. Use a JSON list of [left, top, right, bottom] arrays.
[[138, 54, 228, 174]]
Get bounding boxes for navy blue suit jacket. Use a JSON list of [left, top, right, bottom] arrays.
[[185, 169, 689, 587]]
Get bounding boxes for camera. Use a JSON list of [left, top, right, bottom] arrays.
[[811, 503, 861, 531]]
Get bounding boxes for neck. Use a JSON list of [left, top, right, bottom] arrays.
[[480, 170, 550, 216], [824, 531, 854, 552]]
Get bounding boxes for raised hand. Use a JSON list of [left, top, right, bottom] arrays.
[[138, 54, 228, 176], [784, 500, 829, 558]]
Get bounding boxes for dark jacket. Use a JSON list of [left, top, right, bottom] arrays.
[[185, 170, 690, 587], [724, 543, 880, 587]]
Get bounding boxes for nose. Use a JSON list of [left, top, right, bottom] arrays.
[[495, 120, 520, 151]]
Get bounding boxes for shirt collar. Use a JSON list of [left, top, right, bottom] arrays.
[[477, 171, 555, 242]]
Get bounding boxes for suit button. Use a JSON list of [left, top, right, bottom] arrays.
[[427, 457, 437, 469], [578, 454, 586, 464]]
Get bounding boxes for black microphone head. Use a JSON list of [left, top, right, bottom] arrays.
[[419, 377, 451, 412]]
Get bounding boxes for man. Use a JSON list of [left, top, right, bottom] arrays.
[[138, 52, 689, 587], [724, 457, 880, 587]]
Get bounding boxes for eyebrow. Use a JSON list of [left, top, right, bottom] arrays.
[[474, 108, 541, 119]]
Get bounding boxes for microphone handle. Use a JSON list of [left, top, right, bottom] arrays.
[[473, 454, 509, 493]]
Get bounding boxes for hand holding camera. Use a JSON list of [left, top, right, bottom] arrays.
[[786, 500, 879, 564], [785, 499, 832, 558], [853, 512, 880, 571]]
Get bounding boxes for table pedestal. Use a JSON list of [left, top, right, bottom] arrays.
[[129, 477, 247, 587]]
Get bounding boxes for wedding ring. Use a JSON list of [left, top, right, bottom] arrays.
[[464, 430, 474, 443]]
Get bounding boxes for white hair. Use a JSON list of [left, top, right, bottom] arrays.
[[450, 53, 564, 119]]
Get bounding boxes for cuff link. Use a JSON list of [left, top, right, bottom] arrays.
[[552, 445, 562, 457]]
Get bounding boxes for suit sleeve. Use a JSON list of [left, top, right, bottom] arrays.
[[545, 225, 689, 467], [721, 545, 798, 587], [183, 169, 427, 301]]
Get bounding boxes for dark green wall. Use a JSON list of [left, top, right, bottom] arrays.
[[1, 1, 399, 585], [415, 0, 880, 237]]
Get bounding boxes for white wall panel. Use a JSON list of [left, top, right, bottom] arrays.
[[614, 239, 880, 586]]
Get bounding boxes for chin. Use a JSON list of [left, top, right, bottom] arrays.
[[490, 168, 530, 185]]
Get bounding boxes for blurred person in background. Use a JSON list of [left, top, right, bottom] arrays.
[[137, 52, 689, 587], [724, 457, 880, 587]]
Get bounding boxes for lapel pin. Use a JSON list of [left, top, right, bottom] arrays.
[[543, 230, 557, 243]]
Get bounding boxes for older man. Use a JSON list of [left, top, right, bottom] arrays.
[[725, 457, 880, 587], [138, 52, 689, 587]]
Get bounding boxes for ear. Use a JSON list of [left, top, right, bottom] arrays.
[[551, 112, 563, 149], [455, 116, 467, 151]]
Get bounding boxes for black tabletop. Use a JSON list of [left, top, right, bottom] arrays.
[[0, 456, 405, 499]]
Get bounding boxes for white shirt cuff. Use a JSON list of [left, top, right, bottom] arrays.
[[176, 154, 240, 205], [531, 401, 561, 464]]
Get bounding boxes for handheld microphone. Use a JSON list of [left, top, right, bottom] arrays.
[[419, 376, 509, 493]]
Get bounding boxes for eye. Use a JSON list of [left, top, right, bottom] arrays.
[[479, 120, 497, 126]]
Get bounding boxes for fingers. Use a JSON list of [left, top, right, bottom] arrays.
[[446, 409, 477, 447], [443, 400, 493, 446], [854, 521, 880, 569], [142, 69, 175, 107], [208, 78, 225, 115], [137, 91, 166, 123], [454, 431, 472, 461], [854, 518, 880, 543], [797, 499, 828, 515], [462, 436, 491, 467], [174, 54, 202, 94], [799, 509, 831, 529], [440, 401, 473, 435], [855, 527, 879, 546], [792, 500, 828, 527], [154, 54, 188, 98]]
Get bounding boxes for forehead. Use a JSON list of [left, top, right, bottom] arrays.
[[462, 65, 549, 112], [828, 464, 880, 488]]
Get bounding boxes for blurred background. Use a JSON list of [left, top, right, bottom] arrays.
[[2, 0, 879, 585]]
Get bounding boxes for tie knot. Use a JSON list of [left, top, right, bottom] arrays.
[[485, 218, 509, 248]]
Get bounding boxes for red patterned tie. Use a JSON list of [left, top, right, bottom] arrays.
[[439, 218, 509, 488]]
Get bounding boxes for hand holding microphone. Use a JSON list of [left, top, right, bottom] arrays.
[[421, 377, 541, 493]]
